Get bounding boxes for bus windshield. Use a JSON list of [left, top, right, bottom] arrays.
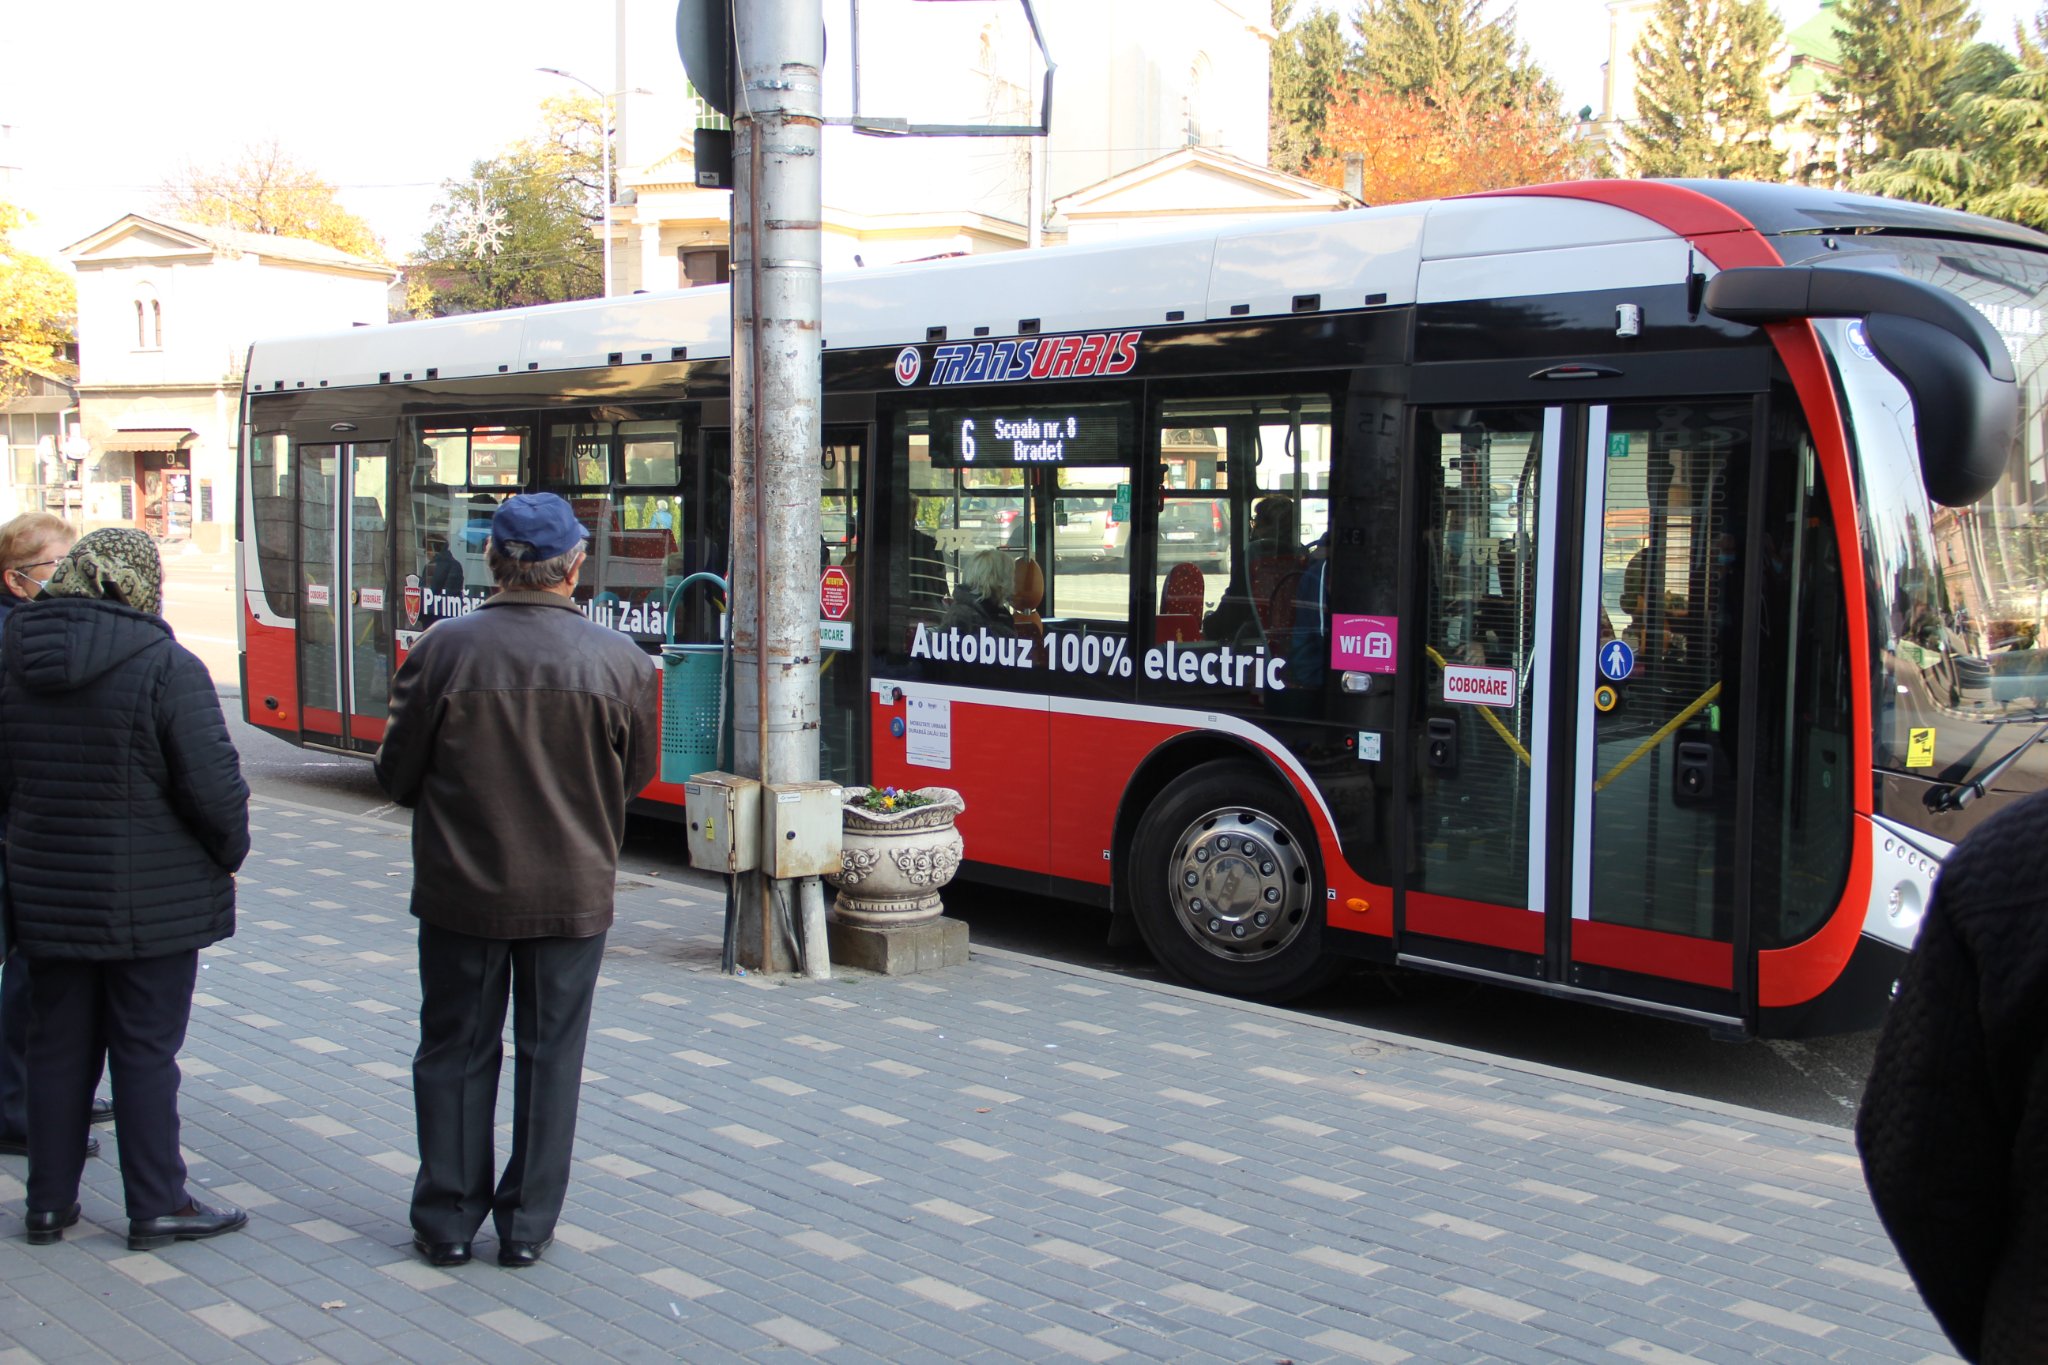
[[1825, 238, 2048, 839]]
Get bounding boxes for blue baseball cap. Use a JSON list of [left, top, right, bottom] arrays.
[[490, 493, 588, 562]]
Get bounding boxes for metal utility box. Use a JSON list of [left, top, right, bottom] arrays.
[[684, 771, 760, 874], [766, 781, 844, 879]]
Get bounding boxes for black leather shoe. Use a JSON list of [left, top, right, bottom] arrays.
[[0, 1133, 98, 1158], [89, 1097, 114, 1126], [412, 1234, 472, 1267], [25, 1202, 80, 1245], [127, 1199, 247, 1251], [496, 1236, 553, 1268]]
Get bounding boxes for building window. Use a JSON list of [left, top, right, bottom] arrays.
[[133, 286, 161, 350]]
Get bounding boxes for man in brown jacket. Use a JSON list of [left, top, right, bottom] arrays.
[[374, 493, 658, 1270]]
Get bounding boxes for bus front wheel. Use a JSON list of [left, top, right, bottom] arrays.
[[1130, 760, 1335, 1002]]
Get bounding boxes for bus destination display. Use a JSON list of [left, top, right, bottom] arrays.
[[929, 401, 1128, 468]]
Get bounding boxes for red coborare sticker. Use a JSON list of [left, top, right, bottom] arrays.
[[1442, 663, 1516, 708]]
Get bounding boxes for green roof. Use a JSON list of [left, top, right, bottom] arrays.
[[1787, 0, 1845, 68]]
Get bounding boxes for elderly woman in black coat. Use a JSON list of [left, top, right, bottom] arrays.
[[0, 529, 251, 1249]]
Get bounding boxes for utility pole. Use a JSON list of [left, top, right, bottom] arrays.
[[729, 0, 827, 974]]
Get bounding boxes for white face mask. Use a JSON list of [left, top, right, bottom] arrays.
[[6, 557, 60, 600]]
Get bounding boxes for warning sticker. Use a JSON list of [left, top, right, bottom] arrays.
[[1906, 727, 1936, 768]]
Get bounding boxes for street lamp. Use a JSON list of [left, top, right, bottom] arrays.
[[537, 66, 644, 297]]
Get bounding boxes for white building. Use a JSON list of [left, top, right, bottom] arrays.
[[61, 215, 393, 542], [610, 0, 1298, 293]]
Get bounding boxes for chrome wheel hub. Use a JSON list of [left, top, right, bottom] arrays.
[[1168, 806, 1309, 962]]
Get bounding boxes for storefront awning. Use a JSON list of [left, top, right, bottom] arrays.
[[100, 428, 196, 453]]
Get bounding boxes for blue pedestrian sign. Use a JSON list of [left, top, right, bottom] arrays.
[[1598, 639, 1635, 682]]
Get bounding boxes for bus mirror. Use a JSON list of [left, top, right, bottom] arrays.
[[1702, 265, 2018, 507]]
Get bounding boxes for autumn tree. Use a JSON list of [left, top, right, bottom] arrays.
[[1626, 0, 1785, 179], [1271, 0, 1352, 175], [1350, 0, 1558, 110], [0, 201, 76, 403], [157, 143, 382, 259], [1825, 0, 1978, 172], [412, 95, 606, 317], [1308, 76, 1578, 205]]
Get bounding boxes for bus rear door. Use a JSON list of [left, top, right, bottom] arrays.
[[1403, 400, 1756, 1032], [295, 439, 393, 753]]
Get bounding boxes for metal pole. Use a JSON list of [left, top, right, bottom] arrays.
[[730, 0, 824, 974]]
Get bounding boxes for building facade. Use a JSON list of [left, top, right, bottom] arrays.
[[611, 0, 1289, 293], [61, 216, 393, 542]]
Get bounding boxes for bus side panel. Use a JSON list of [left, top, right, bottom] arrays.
[[1049, 711, 1160, 887], [244, 612, 299, 735], [869, 692, 1051, 874], [1406, 891, 1543, 954]]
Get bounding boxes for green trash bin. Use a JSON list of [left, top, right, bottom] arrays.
[[659, 572, 730, 785]]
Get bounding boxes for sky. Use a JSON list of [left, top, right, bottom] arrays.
[[3, 0, 2042, 265]]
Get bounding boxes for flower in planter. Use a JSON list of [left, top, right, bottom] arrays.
[[855, 785, 933, 813]]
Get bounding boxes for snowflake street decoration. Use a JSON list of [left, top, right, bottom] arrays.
[[447, 183, 509, 261]]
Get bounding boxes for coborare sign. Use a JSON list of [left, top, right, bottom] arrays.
[[895, 330, 1142, 388]]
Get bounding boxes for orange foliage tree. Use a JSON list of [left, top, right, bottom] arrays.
[[1308, 77, 1587, 205]]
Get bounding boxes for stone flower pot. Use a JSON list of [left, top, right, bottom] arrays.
[[826, 786, 966, 926]]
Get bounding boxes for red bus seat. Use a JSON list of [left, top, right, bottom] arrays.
[[1157, 562, 1204, 644]]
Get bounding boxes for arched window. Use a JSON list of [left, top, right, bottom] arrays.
[[133, 284, 161, 351]]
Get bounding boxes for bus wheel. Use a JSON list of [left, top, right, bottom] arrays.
[[1130, 760, 1334, 1002]]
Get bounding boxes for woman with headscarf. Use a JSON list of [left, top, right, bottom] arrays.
[[0, 529, 251, 1249]]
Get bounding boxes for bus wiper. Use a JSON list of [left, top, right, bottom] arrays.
[[1930, 716, 2048, 811]]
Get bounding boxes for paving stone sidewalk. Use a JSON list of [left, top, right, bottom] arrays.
[[0, 794, 1953, 1365]]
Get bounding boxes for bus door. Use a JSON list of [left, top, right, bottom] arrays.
[[819, 425, 866, 788], [1404, 402, 1752, 1029], [296, 440, 393, 752]]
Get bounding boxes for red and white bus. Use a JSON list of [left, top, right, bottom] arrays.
[[239, 180, 2047, 1038]]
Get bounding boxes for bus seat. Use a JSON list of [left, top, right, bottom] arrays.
[[1157, 562, 1205, 644], [1013, 556, 1045, 645], [1249, 554, 1305, 638]]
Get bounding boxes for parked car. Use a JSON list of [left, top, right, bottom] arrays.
[[1156, 497, 1230, 571], [1054, 497, 1129, 569]]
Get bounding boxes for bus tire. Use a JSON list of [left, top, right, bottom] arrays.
[[1129, 759, 1336, 1002]]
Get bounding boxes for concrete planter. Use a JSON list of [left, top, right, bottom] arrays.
[[826, 787, 965, 925]]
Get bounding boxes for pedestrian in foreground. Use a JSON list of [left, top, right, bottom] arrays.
[[374, 493, 657, 1269], [0, 529, 250, 1248], [0, 513, 113, 1160], [1858, 790, 2048, 1362]]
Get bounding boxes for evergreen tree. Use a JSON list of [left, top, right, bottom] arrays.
[[1626, 0, 1785, 180], [1827, 0, 1978, 170], [1349, 0, 1558, 110], [1271, 0, 1353, 175]]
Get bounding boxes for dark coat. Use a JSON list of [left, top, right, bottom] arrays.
[[939, 586, 1013, 637], [372, 590, 659, 940], [0, 598, 249, 960], [1857, 789, 2048, 1363]]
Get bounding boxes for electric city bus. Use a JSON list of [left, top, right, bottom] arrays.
[[237, 180, 2047, 1038]]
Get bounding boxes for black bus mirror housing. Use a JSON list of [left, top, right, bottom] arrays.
[[1703, 265, 2019, 507]]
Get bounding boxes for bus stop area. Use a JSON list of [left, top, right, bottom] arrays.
[[0, 795, 1953, 1364]]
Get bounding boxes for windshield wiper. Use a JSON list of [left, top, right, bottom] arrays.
[[1930, 716, 2048, 811]]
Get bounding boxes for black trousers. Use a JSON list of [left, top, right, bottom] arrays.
[[411, 922, 606, 1245], [0, 952, 28, 1138], [26, 951, 197, 1219]]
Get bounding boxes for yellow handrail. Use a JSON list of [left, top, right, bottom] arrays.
[[1594, 682, 1721, 792]]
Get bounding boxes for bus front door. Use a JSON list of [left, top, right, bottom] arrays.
[[296, 441, 393, 753], [1404, 402, 1751, 1031]]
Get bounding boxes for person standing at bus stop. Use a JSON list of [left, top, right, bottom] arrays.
[[374, 492, 657, 1269], [0, 513, 113, 1162], [1, 529, 250, 1249]]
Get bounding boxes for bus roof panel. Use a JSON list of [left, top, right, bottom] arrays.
[[1420, 196, 1678, 261], [1204, 208, 1426, 320], [819, 235, 1216, 348]]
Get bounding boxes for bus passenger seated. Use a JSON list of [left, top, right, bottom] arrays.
[[941, 549, 1015, 637]]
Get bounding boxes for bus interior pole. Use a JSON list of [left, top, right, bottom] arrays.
[[731, 0, 825, 974]]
